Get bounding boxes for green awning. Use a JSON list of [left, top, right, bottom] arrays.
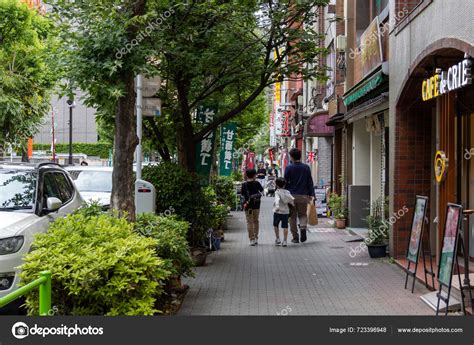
[[343, 70, 387, 107]]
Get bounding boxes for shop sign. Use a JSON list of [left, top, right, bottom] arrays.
[[275, 106, 290, 137], [269, 111, 276, 146], [359, 17, 383, 78], [434, 151, 448, 183], [219, 123, 236, 176], [343, 71, 385, 106], [422, 55, 472, 101]]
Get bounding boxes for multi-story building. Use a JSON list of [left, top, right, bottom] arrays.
[[327, 0, 390, 227], [389, 0, 474, 268]]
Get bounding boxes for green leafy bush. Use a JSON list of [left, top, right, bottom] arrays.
[[142, 162, 213, 246], [328, 193, 347, 220], [135, 213, 194, 278], [20, 213, 171, 316], [211, 176, 236, 210], [203, 186, 228, 230], [32, 143, 112, 159]]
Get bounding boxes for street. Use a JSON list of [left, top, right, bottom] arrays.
[[180, 197, 433, 316]]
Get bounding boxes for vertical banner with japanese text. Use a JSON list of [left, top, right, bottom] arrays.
[[219, 123, 237, 176], [195, 105, 217, 183]]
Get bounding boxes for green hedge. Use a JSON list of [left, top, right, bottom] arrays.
[[33, 143, 112, 159], [20, 212, 171, 315]]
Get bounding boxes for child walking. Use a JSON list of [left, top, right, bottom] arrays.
[[273, 177, 294, 247], [242, 169, 264, 246]]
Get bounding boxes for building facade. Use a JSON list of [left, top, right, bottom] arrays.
[[325, 0, 390, 227], [34, 91, 98, 145], [389, 0, 474, 265]]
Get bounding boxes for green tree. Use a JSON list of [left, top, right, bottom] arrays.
[[0, 0, 57, 153], [47, 0, 329, 218]]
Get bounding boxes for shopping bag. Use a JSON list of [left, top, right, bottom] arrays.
[[307, 202, 318, 226]]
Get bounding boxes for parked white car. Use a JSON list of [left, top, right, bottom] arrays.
[[66, 166, 113, 208], [0, 162, 83, 307]]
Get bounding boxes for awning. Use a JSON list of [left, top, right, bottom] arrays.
[[343, 69, 387, 107], [343, 93, 388, 123], [326, 114, 344, 126]]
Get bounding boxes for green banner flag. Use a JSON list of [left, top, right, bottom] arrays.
[[219, 123, 237, 176], [195, 105, 218, 183]]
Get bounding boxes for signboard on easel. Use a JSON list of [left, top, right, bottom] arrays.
[[407, 197, 428, 263], [404, 196, 434, 293], [435, 203, 463, 315]]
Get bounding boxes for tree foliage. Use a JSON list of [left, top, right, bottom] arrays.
[[0, 0, 57, 151], [45, 0, 330, 216]]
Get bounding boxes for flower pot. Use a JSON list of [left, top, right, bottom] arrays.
[[335, 218, 346, 229], [191, 248, 207, 266], [367, 244, 387, 258]]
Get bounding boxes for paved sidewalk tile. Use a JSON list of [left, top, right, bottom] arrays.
[[179, 197, 433, 315]]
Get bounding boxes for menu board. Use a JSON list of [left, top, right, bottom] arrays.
[[314, 187, 328, 217], [407, 197, 428, 263], [438, 204, 462, 286]]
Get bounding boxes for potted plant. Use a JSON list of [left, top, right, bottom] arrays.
[[365, 197, 389, 258], [328, 193, 347, 229]]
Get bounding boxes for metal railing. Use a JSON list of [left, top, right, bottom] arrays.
[[0, 271, 51, 316]]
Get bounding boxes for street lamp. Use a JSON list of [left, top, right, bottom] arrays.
[[66, 96, 76, 165]]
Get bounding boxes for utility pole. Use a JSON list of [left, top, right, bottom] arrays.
[[67, 96, 75, 165], [136, 74, 143, 180], [51, 106, 56, 162]]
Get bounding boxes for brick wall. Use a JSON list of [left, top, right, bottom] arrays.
[[392, 102, 433, 257]]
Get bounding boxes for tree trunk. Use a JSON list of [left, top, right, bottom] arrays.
[[110, 74, 138, 221], [175, 77, 196, 173], [176, 123, 196, 173]]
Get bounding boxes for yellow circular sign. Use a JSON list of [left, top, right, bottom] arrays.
[[434, 151, 448, 183]]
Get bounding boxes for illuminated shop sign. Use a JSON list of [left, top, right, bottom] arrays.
[[422, 54, 472, 101]]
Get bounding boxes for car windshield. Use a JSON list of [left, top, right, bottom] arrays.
[[73, 171, 112, 193], [0, 170, 37, 211]]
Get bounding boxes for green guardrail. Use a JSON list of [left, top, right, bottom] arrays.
[[0, 271, 51, 316]]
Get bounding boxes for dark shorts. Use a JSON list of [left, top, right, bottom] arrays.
[[273, 213, 289, 228]]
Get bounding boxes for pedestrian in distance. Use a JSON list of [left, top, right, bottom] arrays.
[[256, 162, 267, 189], [284, 148, 315, 244], [273, 177, 295, 247], [242, 168, 264, 246], [268, 163, 279, 177]]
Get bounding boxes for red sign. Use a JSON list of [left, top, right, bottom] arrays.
[[281, 111, 291, 137]]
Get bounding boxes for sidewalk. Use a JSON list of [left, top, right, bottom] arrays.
[[179, 197, 433, 315]]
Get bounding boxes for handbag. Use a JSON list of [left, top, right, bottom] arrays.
[[307, 200, 318, 226]]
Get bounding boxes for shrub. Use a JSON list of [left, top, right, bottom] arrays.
[[203, 186, 228, 230], [32, 142, 112, 159], [231, 170, 243, 182], [211, 176, 236, 210], [20, 213, 171, 316], [365, 197, 389, 245], [135, 213, 194, 278], [328, 193, 347, 220], [142, 162, 213, 246]]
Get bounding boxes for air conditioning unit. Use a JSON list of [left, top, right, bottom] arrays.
[[336, 35, 346, 52]]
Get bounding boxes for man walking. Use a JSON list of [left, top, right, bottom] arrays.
[[284, 148, 315, 243]]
